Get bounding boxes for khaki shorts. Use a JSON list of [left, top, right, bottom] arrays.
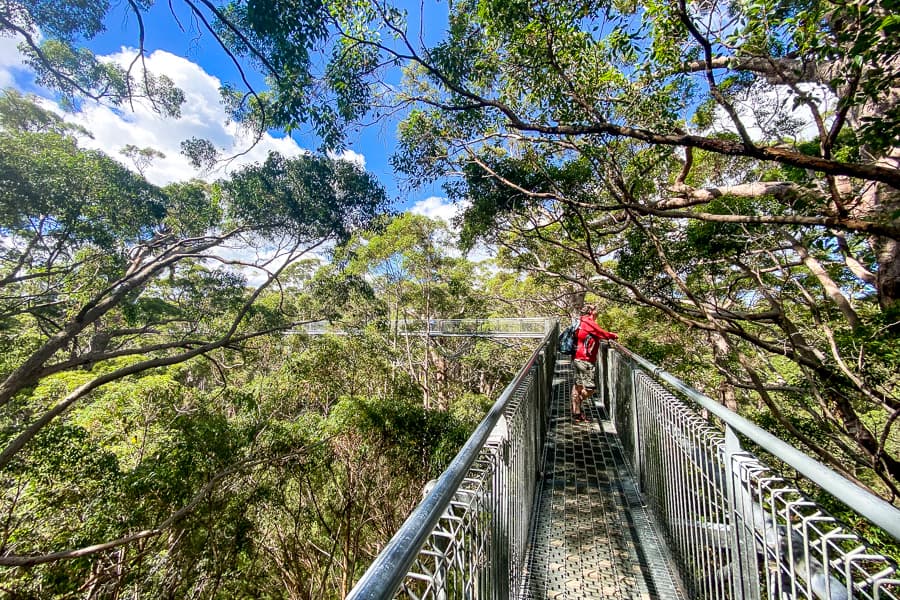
[[573, 359, 596, 389]]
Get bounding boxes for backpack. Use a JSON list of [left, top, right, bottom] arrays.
[[559, 322, 579, 355]]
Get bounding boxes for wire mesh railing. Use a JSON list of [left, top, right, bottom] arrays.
[[346, 323, 558, 599], [601, 344, 900, 600]]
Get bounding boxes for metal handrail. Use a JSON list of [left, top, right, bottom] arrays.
[[603, 342, 899, 600], [346, 323, 558, 599], [609, 343, 900, 541]]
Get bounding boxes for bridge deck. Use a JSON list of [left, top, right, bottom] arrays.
[[520, 356, 686, 600]]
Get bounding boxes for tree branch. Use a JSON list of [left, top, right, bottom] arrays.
[[680, 56, 818, 85]]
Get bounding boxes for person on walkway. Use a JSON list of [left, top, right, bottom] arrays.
[[572, 304, 618, 422]]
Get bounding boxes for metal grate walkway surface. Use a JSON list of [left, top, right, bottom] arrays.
[[519, 356, 686, 600]]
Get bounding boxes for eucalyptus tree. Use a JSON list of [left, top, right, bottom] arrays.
[[0, 92, 389, 574], [379, 1, 900, 500], [0, 0, 383, 148], [119, 144, 165, 177], [8, 0, 897, 241], [457, 136, 900, 498]]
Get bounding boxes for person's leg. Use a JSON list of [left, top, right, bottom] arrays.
[[572, 360, 595, 421], [576, 359, 597, 420], [572, 359, 589, 418], [571, 383, 583, 416], [580, 387, 595, 420]]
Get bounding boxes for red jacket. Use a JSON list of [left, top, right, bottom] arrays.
[[574, 315, 617, 363]]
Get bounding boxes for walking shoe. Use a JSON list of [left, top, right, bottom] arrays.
[[573, 413, 588, 422]]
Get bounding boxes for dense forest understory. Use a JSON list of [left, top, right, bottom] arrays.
[[2, 0, 899, 596]]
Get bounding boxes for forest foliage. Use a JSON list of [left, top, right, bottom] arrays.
[[1, 0, 899, 596], [0, 91, 540, 596]]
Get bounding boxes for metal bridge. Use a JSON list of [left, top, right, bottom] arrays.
[[347, 320, 900, 599], [292, 318, 550, 338]]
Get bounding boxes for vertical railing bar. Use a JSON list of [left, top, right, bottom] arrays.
[[723, 426, 741, 599], [646, 384, 663, 545], [681, 404, 700, 590], [678, 404, 697, 591], [357, 334, 900, 600], [739, 457, 765, 599], [755, 475, 776, 600], [631, 367, 643, 490], [612, 344, 900, 600], [779, 487, 797, 598], [676, 402, 700, 596], [784, 499, 807, 599], [689, 415, 712, 600], [725, 426, 753, 600], [660, 389, 682, 583], [709, 433, 727, 600], [663, 392, 689, 592], [655, 385, 682, 591], [686, 417, 708, 599], [680, 401, 698, 592], [697, 429, 718, 600], [706, 430, 728, 600]]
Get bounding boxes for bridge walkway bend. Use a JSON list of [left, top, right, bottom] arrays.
[[521, 355, 684, 599]]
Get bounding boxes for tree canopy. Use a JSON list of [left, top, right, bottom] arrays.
[[0, 90, 389, 473], [2, 0, 900, 593], [0, 94, 531, 596]]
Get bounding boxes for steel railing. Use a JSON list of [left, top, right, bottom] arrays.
[[601, 343, 900, 600], [346, 323, 559, 599]]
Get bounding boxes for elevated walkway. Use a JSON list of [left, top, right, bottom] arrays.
[[522, 356, 684, 599], [348, 322, 900, 600]]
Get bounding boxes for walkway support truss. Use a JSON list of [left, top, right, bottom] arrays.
[[294, 317, 550, 338]]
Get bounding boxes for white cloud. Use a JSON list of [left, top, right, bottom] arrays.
[[408, 196, 495, 263], [45, 48, 312, 186], [0, 32, 34, 89], [5, 41, 372, 185], [327, 148, 366, 169], [5, 45, 356, 283], [211, 236, 334, 286], [410, 196, 468, 223]]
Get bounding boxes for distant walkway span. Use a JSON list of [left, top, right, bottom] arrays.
[[292, 317, 550, 338]]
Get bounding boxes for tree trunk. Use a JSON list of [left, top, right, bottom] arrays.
[[845, 52, 900, 309]]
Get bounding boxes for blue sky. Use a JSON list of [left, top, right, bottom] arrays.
[[1, 0, 458, 219]]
